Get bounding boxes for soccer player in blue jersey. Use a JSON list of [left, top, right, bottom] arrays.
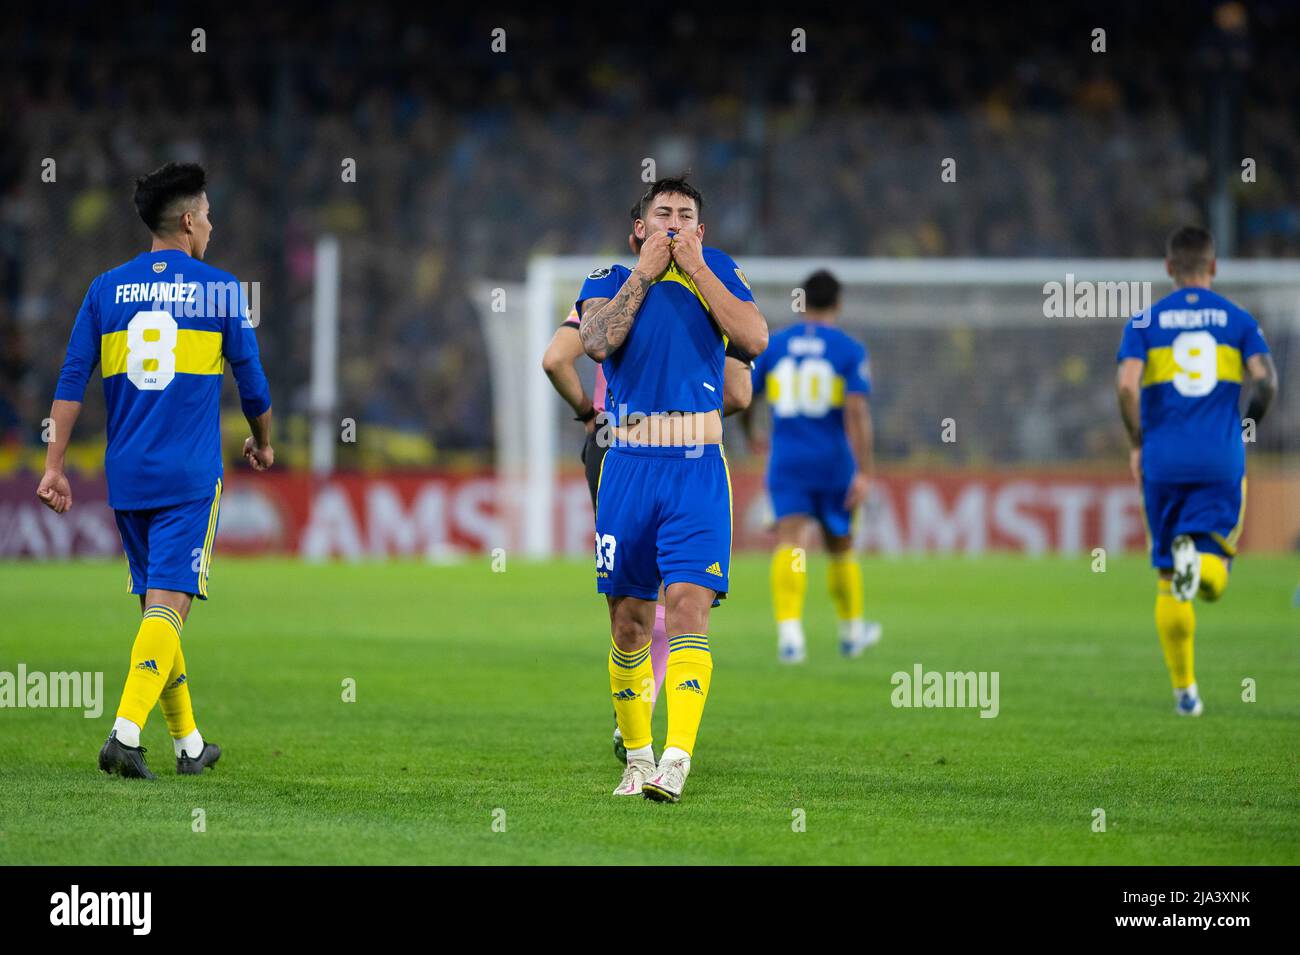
[[37, 162, 274, 777], [1117, 226, 1277, 716], [577, 177, 768, 801], [743, 270, 880, 663], [542, 204, 754, 765]]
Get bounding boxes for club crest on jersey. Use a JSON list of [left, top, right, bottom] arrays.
[[152, 261, 166, 274], [734, 267, 751, 290], [588, 267, 611, 280]]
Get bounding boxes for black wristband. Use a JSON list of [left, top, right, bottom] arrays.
[[575, 407, 597, 423]]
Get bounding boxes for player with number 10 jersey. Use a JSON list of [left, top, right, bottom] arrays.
[[745, 270, 879, 663]]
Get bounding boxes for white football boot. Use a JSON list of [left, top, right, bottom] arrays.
[[840, 619, 882, 657], [1174, 683, 1204, 717], [613, 755, 655, 796], [612, 722, 627, 765], [642, 755, 691, 803], [1170, 534, 1201, 602], [777, 619, 806, 664]]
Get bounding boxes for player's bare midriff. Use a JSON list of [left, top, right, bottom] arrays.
[[611, 409, 722, 447]]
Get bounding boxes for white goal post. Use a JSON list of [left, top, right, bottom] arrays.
[[515, 256, 1300, 558]]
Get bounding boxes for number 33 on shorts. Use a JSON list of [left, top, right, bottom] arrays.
[[595, 533, 617, 575]]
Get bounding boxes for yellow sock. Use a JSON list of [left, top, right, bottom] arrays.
[[116, 605, 183, 728], [828, 552, 864, 621], [771, 546, 806, 623], [159, 641, 196, 739], [664, 634, 713, 757], [609, 637, 653, 750], [1155, 580, 1195, 690], [1199, 553, 1229, 602]]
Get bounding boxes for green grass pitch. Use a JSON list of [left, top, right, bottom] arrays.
[[1, 554, 1297, 865]]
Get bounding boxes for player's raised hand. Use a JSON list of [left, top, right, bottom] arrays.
[[36, 468, 72, 513], [243, 436, 275, 471], [844, 471, 871, 510], [669, 226, 706, 277], [635, 230, 673, 280]]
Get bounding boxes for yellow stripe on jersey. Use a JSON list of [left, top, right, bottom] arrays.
[[1209, 477, 1249, 557], [100, 329, 224, 378], [830, 376, 845, 408], [198, 478, 222, 597], [656, 261, 711, 314], [655, 260, 733, 350], [721, 447, 734, 567], [594, 449, 608, 522], [1141, 344, 1244, 387], [765, 370, 848, 407]]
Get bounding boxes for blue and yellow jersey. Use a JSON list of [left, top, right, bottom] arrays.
[[752, 322, 871, 489], [575, 246, 754, 424], [1117, 286, 1268, 484], [54, 249, 272, 510]]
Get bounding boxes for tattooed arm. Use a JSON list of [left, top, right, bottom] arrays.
[[578, 271, 651, 362], [579, 230, 672, 362]]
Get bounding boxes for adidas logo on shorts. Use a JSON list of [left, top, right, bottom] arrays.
[[704, 561, 723, 577]]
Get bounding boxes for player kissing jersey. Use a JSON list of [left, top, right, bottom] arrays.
[[562, 302, 757, 511], [577, 248, 752, 425], [751, 322, 871, 535], [576, 246, 753, 600], [1117, 285, 1269, 566]]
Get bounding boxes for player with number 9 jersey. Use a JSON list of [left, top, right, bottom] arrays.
[[1117, 284, 1269, 564], [1115, 225, 1278, 720]]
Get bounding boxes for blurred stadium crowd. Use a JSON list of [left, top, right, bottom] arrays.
[[1, 3, 1295, 468]]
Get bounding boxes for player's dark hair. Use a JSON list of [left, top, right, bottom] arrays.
[[630, 201, 644, 253], [1166, 225, 1215, 278], [133, 162, 207, 234], [638, 176, 704, 220], [804, 269, 841, 310]]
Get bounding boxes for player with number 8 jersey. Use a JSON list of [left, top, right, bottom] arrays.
[[38, 162, 273, 781]]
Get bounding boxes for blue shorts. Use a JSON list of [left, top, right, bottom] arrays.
[[1141, 478, 1245, 569], [769, 481, 855, 537], [115, 479, 223, 599], [594, 444, 732, 601]]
